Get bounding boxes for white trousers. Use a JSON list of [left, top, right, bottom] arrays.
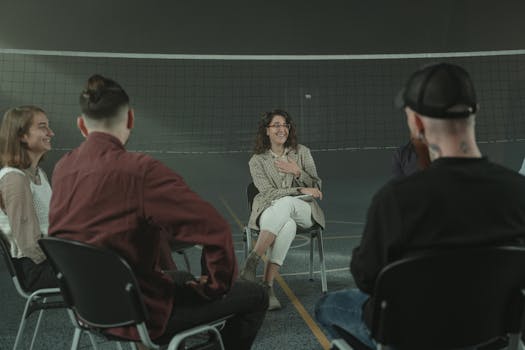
[[259, 196, 313, 266]]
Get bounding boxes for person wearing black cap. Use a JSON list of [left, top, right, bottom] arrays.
[[315, 62, 525, 348]]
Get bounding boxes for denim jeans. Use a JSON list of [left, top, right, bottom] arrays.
[[315, 288, 376, 349], [315, 289, 490, 350]]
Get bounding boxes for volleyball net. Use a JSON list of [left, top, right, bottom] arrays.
[[0, 49, 524, 154]]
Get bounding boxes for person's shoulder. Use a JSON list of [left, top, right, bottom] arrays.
[[53, 147, 84, 176], [248, 153, 259, 163], [395, 140, 413, 155], [379, 167, 428, 197], [293, 144, 313, 157], [0, 166, 25, 179], [249, 151, 269, 163], [122, 150, 155, 163], [486, 159, 525, 182], [0, 167, 28, 190], [296, 144, 310, 152], [121, 152, 168, 176], [54, 147, 78, 165], [367, 178, 401, 208]]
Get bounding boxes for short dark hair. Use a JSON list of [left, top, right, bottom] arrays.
[[253, 109, 298, 154], [79, 74, 129, 120]]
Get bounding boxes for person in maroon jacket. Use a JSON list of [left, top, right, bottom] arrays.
[[48, 74, 268, 349]]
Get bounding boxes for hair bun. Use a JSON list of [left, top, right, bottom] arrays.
[[79, 74, 130, 119], [87, 89, 103, 104]]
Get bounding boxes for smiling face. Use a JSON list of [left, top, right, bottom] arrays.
[[21, 112, 54, 160], [266, 114, 289, 148]]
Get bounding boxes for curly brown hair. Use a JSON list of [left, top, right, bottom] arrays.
[[253, 109, 298, 154]]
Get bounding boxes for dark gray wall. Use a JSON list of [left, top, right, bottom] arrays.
[[1, 0, 525, 191], [0, 1, 524, 54]]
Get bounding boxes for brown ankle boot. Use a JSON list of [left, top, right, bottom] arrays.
[[240, 251, 260, 282], [263, 281, 282, 311]]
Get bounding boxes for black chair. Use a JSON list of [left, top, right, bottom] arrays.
[[331, 246, 525, 350], [0, 233, 64, 350], [243, 182, 327, 293], [39, 237, 229, 350]]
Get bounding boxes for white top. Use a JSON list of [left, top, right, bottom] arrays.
[[520, 158, 525, 176]]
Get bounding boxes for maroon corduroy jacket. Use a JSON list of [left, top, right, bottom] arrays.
[[48, 132, 237, 340]]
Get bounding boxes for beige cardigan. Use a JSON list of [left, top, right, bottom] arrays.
[[248, 144, 326, 230]]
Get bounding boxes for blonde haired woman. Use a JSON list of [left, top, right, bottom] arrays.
[[0, 106, 56, 291]]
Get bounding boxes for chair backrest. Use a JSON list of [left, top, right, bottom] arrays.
[[371, 246, 525, 350], [0, 231, 16, 278], [246, 182, 259, 211], [0, 231, 33, 296], [39, 237, 148, 329]]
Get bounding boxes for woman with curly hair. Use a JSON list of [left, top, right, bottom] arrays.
[[240, 109, 325, 310]]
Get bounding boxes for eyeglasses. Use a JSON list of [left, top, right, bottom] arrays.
[[267, 123, 290, 129]]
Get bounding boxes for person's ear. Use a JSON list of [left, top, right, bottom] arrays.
[[413, 114, 427, 142], [414, 114, 425, 134], [20, 134, 28, 144], [77, 116, 89, 138], [127, 109, 134, 130]]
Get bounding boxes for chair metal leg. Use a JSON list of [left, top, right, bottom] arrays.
[[309, 234, 315, 281], [331, 339, 353, 350], [13, 295, 34, 350], [317, 229, 328, 293], [167, 324, 225, 350], [71, 328, 82, 350], [29, 306, 46, 350], [88, 332, 99, 349], [244, 227, 252, 260], [508, 333, 524, 350]]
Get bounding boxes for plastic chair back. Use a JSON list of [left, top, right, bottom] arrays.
[[247, 182, 259, 212], [371, 246, 525, 350], [0, 232, 33, 294], [0, 232, 17, 278], [39, 237, 148, 329]]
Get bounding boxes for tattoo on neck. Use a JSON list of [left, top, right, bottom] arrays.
[[460, 141, 469, 154], [428, 143, 442, 160]]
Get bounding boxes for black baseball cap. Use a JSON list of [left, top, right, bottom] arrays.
[[395, 62, 478, 119]]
